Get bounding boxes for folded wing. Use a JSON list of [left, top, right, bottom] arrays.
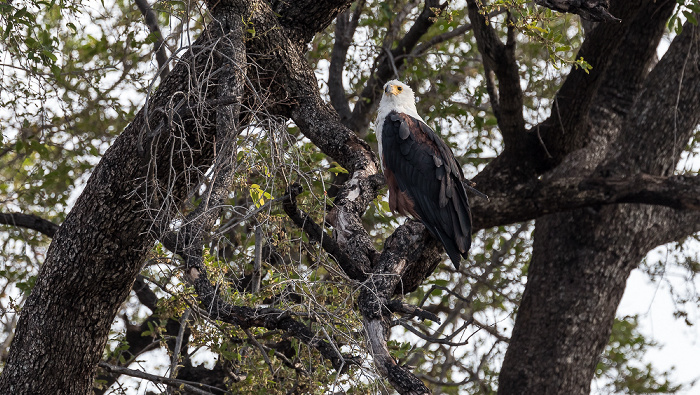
[[381, 111, 472, 269]]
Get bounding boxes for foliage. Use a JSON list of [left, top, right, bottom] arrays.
[[595, 316, 683, 394], [668, 0, 700, 34], [1, 0, 698, 394]]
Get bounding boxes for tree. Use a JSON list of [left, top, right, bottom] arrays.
[[1, 0, 699, 394]]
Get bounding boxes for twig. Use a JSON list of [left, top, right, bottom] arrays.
[[98, 362, 224, 395], [386, 299, 441, 323], [243, 328, 275, 376], [168, 309, 190, 384], [251, 226, 262, 293], [398, 319, 475, 347], [134, 0, 170, 79], [281, 183, 367, 281]]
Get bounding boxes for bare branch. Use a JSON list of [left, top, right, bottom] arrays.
[[329, 0, 366, 124], [0, 212, 59, 238], [134, 0, 169, 79], [98, 362, 223, 395], [251, 226, 262, 293], [168, 309, 190, 386], [347, 0, 448, 136], [399, 320, 476, 347], [410, 22, 475, 58], [387, 299, 441, 323]]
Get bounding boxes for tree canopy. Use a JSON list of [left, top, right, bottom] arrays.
[[1, 0, 699, 394]]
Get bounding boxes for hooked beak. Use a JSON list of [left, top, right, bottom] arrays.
[[384, 84, 400, 96]]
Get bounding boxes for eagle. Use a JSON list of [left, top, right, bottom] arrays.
[[375, 80, 472, 269]]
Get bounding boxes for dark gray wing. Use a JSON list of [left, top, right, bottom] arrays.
[[381, 111, 472, 269]]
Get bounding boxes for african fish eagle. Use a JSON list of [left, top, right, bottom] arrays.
[[375, 80, 472, 269]]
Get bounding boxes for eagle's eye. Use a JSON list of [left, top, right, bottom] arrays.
[[398, 86, 403, 91]]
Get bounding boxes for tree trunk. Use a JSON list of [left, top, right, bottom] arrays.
[[498, 3, 700, 392], [499, 206, 650, 394], [0, 4, 247, 393], [0, 1, 357, 393]]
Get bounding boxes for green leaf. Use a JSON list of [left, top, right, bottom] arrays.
[[683, 11, 698, 25], [329, 164, 348, 174]]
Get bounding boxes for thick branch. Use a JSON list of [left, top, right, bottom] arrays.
[[534, 0, 620, 22], [467, 2, 526, 151], [0, 212, 59, 238], [132, 275, 158, 312], [544, 0, 678, 179], [271, 0, 356, 45], [590, 0, 676, 122], [537, 0, 647, 163], [329, 1, 365, 124], [409, 22, 473, 58], [358, 221, 443, 395], [643, 207, 700, 249], [473, 2, 685, 195], [471, 173, 700, 230], [603, 18, 700, 176], [282, 57, 383, 271]]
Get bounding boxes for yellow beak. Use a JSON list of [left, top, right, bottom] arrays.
[[384, 84, 400, 96]]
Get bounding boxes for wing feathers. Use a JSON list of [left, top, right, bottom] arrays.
[[400, 122, 411, 140], [381, 111, 472, 269]]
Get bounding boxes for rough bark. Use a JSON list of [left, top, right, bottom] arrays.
[[534, 0, 620, 22], [0, 1, 354, 393], [497, 9, 700, 395]]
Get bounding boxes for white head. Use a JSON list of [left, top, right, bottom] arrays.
[[374, 80, 423, 166], [377, 80, 422, 121]]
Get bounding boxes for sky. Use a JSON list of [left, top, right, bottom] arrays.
[[617, 248, 700, 394]]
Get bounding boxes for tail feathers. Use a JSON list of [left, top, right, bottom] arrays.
[[420, 219, 471, 270], [437, 231, 471, 270]]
